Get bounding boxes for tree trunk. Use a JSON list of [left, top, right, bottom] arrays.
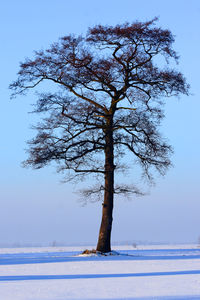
[[96, 122, 114, 253]]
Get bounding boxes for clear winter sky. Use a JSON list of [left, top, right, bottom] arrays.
[[0, 0, 200, 246]]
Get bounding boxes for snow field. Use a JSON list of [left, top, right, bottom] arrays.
[[0, 245, 200, 300]]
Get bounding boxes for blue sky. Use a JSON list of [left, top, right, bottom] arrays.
[[0, 0, 200, 246]]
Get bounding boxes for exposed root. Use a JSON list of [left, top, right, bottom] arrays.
[[82, 249, 98, 255], [81, 249, 120, 256]]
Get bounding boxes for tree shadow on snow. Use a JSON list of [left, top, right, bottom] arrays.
[[1, 249, 200, 265], [1, 269, 200, 281], [79, 297, 200, 300]]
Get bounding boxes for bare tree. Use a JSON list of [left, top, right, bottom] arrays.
[[10, 18, 189, 253]]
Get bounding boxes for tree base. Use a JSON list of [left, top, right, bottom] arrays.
[[82, 249, 119, 256]]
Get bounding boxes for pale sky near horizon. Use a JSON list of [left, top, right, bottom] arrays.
[[0, 0, 200, 246]]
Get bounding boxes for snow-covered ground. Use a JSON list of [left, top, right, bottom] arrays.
[[0, 244, 200, 300]]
